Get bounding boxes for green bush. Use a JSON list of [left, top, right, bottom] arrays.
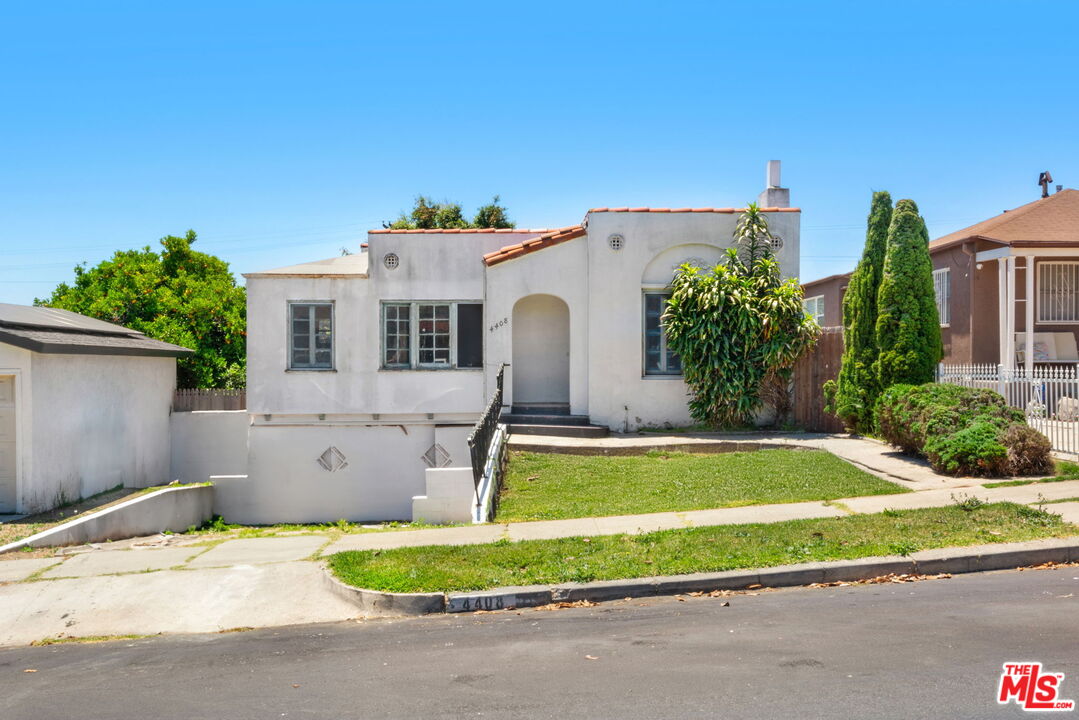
[[876, 383, 1051, 477]]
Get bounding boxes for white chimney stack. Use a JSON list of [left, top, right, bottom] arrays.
[[758, 160, 790, 208], [767, 160, 781, 188]]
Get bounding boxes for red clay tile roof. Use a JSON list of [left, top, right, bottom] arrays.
[[483, 226, 587, 266], [930, 189, 1079, 250], [587, 206, 800, 214], [368, 227, 556, 234]]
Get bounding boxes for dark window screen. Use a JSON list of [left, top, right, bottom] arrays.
[[456, 303, 483, 368]]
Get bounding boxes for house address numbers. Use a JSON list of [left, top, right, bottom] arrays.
[[488, 317, 508, 333]]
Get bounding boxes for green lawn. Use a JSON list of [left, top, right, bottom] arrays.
[[496, 449, 907, 522], [327, 503, 1075, 593]]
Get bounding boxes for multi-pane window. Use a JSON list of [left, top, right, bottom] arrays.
[[933, 268, 951, 326], [643, 292, 681, 376], [382, 302, 483, 369], [803, 295, 825, 324], [383, 303, 411, 367], [289, 302, 333, 369], [418, 303, 451, 365], [1039, 262, 1079, 323]]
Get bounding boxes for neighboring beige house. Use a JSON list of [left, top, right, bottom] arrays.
[[0, 304, 190, 514], [801, 188, 1079, 371]]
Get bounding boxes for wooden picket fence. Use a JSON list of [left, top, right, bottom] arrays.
[[173, 388, 246, 412], [792, 326, 845, 433]]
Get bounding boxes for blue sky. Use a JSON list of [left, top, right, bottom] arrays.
[[2, 1, 1077, 304]]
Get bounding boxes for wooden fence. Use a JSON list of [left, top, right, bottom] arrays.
[[792, 326, 845, 433], [173, 388, 246, 412]]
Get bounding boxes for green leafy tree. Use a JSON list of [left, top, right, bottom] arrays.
[[388, 195, 515, 229], [664, 204, 820, 427], [38, 230, 246, 389], [874, 199, 943, 387], [472, 195, 514, 229], [826, 191, 893, 432]]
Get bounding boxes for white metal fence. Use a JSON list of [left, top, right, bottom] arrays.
[[937, 363, 1079, 456]]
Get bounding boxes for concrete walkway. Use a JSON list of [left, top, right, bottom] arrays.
[[1, 432, 1078, 645]]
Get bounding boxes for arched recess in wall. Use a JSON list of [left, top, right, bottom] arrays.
[[511, 294, 570, 408], [640, 243, 727, 288]]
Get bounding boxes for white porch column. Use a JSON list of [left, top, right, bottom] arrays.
[[1006, 256, 1017, 369], [998, 258, 1008, 367], [1025, 256, 1035, 378]]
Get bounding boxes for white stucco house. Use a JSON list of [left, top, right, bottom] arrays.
[[0, 304, 191, 514], [214, 163, 800, 524]]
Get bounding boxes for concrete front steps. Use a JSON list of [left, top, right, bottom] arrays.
[[501, 405, 609, 439]]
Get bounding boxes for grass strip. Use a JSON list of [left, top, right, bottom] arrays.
[[328, 503, 1075, 593], [496, 449, 908, 522]]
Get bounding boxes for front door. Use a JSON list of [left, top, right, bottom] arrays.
[[0, 376, 16, 513]]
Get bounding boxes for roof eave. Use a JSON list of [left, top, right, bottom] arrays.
[[0, 330, 193, 358]]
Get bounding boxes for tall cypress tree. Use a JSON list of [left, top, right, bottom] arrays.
[[830, 191, 892, 432], [874, 199, 943, 388]]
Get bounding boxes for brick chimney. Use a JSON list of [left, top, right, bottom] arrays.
[[757, 160, 790, 208]]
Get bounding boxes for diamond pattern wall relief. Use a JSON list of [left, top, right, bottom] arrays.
[[421, 443, 451, 468], [317, 446, 349, 472]]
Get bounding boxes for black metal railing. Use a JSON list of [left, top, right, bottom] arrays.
[[467, 364, 507, 511]]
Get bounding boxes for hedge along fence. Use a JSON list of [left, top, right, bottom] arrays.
[[876, 383, 1053, 477]]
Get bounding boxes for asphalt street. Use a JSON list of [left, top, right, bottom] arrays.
[[2, 566, 1077, 719]]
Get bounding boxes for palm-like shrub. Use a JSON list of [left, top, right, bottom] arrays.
[[664, 205, 819, 427]]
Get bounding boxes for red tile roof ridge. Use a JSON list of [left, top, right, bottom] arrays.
[[586, 206, 800, 214], [483, 225, 587, 266], [368, 227, 558, 234]]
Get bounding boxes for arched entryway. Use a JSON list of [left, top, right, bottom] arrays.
[[511, 294, 570, 410]]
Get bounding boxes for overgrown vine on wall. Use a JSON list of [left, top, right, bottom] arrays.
[[663, 204, 820, 428]]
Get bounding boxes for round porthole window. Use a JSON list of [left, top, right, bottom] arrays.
[[770, 235, 784, 252], [608, 233, 625, 251], [383, 252, 400, 269]]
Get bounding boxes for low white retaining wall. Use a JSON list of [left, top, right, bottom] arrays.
[[170, 410, 249, 484], [412, 467, 475, 524], [0, 485, 214, 552]]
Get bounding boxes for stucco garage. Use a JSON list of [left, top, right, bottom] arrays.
[[0, 304, 190, 514]]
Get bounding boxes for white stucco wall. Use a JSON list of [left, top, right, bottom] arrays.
[[213, 421, 439, 523], [485, 238, 591, 413], [23, 353, 175, 512], [483, 209, 800, 431], [169, 410, 250, 484], [585, 210, 799, 431], [248, 232, 541, 418]]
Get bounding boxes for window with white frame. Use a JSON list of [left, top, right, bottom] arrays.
[[1038, 262, 1079, 323], [289, 302, 333, 369], [933, 268, 951, 326], [382, 301, 483, 369], [643, 292, 681, 375], [803, 295, 825, 324]]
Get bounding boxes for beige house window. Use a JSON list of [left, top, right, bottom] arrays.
[[1038, 262, 1079, 324], [803, 295, 825, 325], [933, 268, 950, 326]]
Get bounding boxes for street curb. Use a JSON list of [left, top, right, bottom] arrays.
[[321, 537, 1079, 617]]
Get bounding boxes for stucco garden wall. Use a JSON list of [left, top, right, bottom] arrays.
[[169, 410, 249, 484], [26, 353, 174, 512], [213, 422, 444, 524]]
